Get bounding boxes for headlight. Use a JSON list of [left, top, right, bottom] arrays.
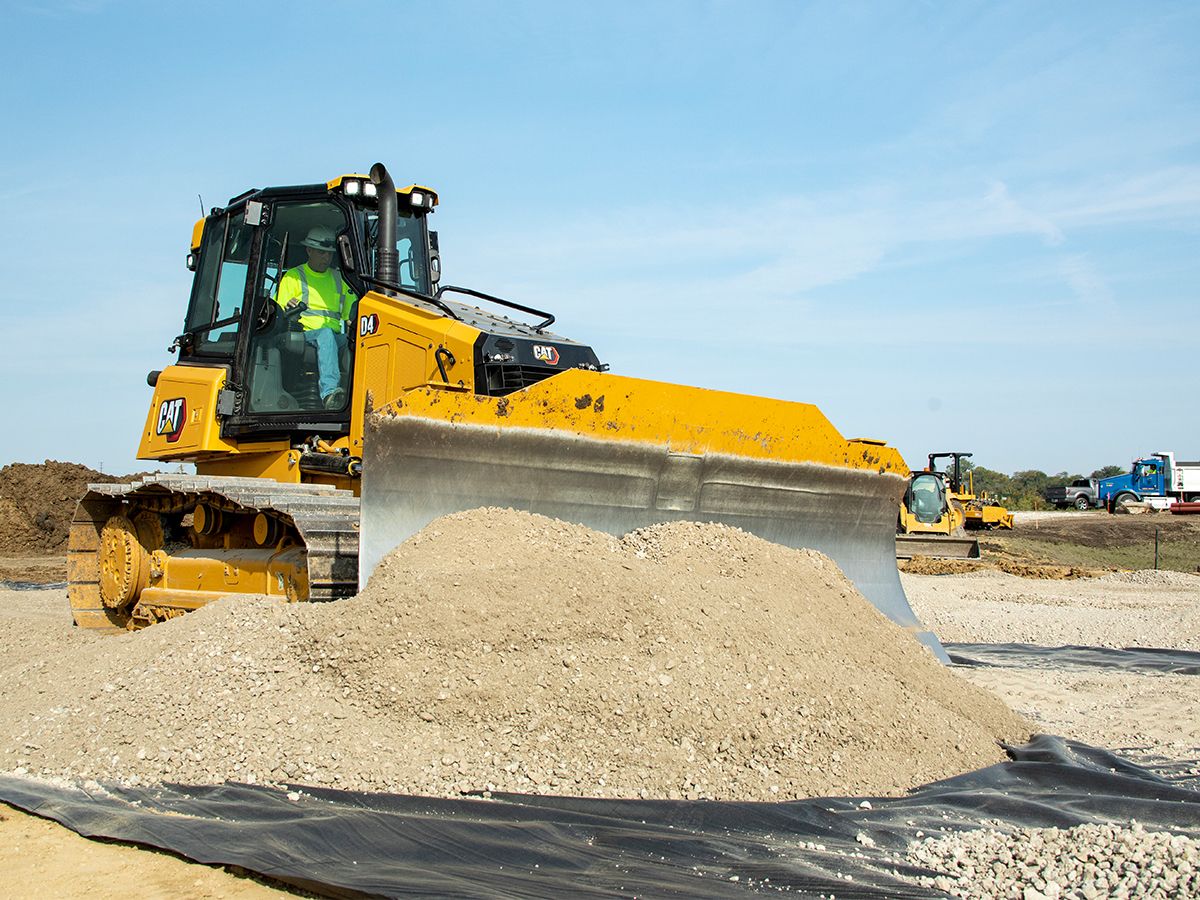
[[363, 182, 378, 198], [410, 191, 425, 207], [343, 179, 361, 196]]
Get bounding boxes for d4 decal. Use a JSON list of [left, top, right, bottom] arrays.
[[532, 344, 560, 365], [359, 313, 380, 337], [156, 397, 187, 443]]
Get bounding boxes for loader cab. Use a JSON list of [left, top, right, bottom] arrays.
[[905, 472, 948, 524], [177, 176, 437, 442]]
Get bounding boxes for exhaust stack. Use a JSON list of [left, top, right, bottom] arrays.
[[369, 162, 399, 288]]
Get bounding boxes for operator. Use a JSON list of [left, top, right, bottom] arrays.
[[276, 225, 358, 409]]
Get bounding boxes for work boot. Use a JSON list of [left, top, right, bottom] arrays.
[[323, 387, 346, 409]]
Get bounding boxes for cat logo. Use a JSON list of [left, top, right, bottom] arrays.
[[359, 313, 380, 337], [532, 344, 560, 365], [156, 397, 187, 443]]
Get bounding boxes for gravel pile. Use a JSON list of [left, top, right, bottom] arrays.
[[908, 821, 1200, 899], [1, 509, 1030, 800]]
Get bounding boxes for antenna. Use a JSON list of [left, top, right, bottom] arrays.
[[197, 193, 205, 216]]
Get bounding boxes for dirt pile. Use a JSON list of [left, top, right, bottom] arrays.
[[1, 510, 1030, 800], [0, 461, 125, 556], [899, 556, 1103, 580]]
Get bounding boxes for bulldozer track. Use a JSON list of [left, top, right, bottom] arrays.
[[69, 475, 360, 630]]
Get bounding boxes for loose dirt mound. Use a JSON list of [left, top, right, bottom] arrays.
[[0, 461, 113, 555], [2, 510, 1030, 801], [899, 556, 1102, 579]]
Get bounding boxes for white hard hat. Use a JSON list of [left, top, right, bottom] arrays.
[[301, 225, 337, 252]]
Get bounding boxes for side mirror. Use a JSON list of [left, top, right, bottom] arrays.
[[429, 231, 440, 284], [244, 200, 265, 226]]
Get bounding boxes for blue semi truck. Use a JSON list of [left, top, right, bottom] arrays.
[[1098, 451, 1200, 511]]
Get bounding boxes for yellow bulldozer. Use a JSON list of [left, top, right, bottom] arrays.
[[926, 452, 1014, 531], [69, 164, 945, 659]]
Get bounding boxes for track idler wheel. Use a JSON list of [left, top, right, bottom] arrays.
[[97, 512, 164, 611]]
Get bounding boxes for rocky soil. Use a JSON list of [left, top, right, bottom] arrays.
[[0, 510, 1030, 801], [904, 568, 1200, 763], [0, 460, 140, 557], [902, 568, 1200, 649], [901, 566, 1200, 897], [1, 457, 1196, 896], [909, 821, 1199, 899]]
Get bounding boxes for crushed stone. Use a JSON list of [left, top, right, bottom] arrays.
[[1, 509, 1030, 800], [908, 820, 1200, 899], [1097, 569, 1200, 587], [903, 570, 1200, 650]]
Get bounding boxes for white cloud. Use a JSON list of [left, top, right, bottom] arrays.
[[1058, 254, 1116, 314], [982, 180, 1065, 246]]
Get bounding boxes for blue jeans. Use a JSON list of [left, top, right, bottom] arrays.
[[303, 327, 347, 399]]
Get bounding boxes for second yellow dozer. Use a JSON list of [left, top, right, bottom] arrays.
[[68, 164, 946, 660], [927, 452, 1015, 531], [895, 468, 982, 561]]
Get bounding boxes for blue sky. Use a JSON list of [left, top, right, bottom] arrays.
[[1, 1, 1197, 476]]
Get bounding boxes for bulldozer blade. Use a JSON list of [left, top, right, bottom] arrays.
[[361, 376, 947, 662], [895, 534, 982, 560]]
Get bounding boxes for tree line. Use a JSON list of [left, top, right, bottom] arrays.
[[955, 460, 1125, 510]]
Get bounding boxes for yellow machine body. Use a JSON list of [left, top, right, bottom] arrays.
[[895, 469, 980, 560], [71, 165, 946, 660], [957, 472, 1015, 530]]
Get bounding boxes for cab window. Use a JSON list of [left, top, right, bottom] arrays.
[[243, 200, 354, 414], [359, 208, 429, 293], [184, 214, 255, 357]]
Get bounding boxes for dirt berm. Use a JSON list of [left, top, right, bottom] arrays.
[[2, 509, 1030, 801], [0, 461, 134, 556]]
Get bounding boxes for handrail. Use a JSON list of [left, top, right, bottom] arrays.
[[435, 284, 555, 332]]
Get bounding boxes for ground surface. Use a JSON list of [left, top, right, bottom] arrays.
[[998, 509, 1200, 574], [0, 803, 297, 899], [0, 478, 1197, 896], [0, 514, 1031, 801], [904, 568, 1200, 766]]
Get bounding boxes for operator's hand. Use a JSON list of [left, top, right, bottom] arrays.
[[285, 298, 301, 311]]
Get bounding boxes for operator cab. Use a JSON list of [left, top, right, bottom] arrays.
[[176, 173, 438, 439], [906, 472, 948, 524]]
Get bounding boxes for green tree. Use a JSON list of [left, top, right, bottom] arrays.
[[1091, 464, 1125, 479], [1007, 469, 1053, 509]]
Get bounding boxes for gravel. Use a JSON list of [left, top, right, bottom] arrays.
[[902, 570, 1200, 650], [909, 821, 1200, 899], [0, 509, 1029, 801]]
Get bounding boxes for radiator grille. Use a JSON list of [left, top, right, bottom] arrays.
[[483, 363, 560, 395]]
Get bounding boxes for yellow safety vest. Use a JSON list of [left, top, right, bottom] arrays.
[[277, 264, 357, 331]]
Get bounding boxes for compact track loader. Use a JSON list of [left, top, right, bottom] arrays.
[[895, 469, 981, 561], [69, 165, 945, 659]]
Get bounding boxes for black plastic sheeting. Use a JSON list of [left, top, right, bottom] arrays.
[[1, 736, 1198, 899], [947, 642, 1200, 676], [0, 580, 66, 591]]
